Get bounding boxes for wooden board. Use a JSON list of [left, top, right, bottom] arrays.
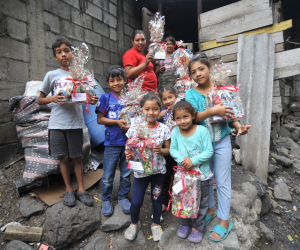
[[209, 53, 237, 64], [273, 80, 280, 97], [200, 0, 269, 28], [225, 61, 237, 76], [275, 43, 284, 53], [274, 48, 300, 79], [200, 8, 273, 43], [272, 96, 282, 113], [200, 20, 292, 50]]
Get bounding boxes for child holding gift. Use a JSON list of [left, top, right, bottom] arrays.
[[124, 92, 171, 242], [96, 65, 131, 217], [37, 38, 98, 207], [185, 55, 251, 241], [169, 100, 214, 243]]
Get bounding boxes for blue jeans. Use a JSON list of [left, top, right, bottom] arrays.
[[208, 135, 232, 221], [130, 174, 165, 224], [101, 146, 131, 201]]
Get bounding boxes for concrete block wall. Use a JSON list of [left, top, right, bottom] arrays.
[[0, 0, 141, 164]]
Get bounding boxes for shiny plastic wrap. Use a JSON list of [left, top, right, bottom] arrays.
[[148, 12, 166, 58]]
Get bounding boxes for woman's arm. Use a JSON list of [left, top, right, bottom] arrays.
[[125, 52, 154, 79]]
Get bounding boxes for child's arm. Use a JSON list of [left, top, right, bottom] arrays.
[[232, 121, 251, 137], [90, 95, 99, 105], [37, 91, 65, 106], [169, 130, 185, 164], [153, 139, 170, 156], [97, 112, 130, 131]]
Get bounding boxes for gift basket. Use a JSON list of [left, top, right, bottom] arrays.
[[171, 42, 194, 99], [148, 12, 166, 59], [167, 166, 201, 219], [54, 43, 96, 113], [119, 73, 147, 126], [126, 116, 159, 175], [207, 63, 244, 123]]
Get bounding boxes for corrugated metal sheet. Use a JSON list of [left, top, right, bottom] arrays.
[[236, 33, 275, 181]]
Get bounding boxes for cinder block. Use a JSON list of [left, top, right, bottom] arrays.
[[3, 225, 42, 242], [0, 102, 11, 123], [0, 13, 5, 34], [110, 52, 119, 65], [44, 12, 60, 34], [111, 0, 117, 5], [131, 16, 141, 30], [124, 24, 134, 37], [0, 0, 27, 21], [7, 17, 27, 41], [63, 0, 80, 9], [93, 19, 109, 37], [61, 20, 84, 41], [93, 60, 104, 75], [7, 60, 29, 82], [0, 37, 29, 62], [94, 47, 110, 63], [0, 81, 26, 101], [0, 59, 8, 80], [0, 142, 23, 164], [44, 0, 71, 20], [103, 37, 117, 52], [92, 0, 109, 11], [71, 9, 92, 29], [124, 35, 131, 47], [123, 1, 134, 17], [103, 63, 113, 73], [95, 74, 109, 92], [86, 2, 103, 20], [110, 28, 117, 41], [45, 32, 60, 49], [0, 122, 19, 145], [109, 2, 117, 16], [85, 30, 102, 46], [47, 49, 59, 68], [103, 11, 117, 28], [124, 11, 130, 25]]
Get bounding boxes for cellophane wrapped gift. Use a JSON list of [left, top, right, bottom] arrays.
[[54, 43, 96, 113], [148, 12, 166, 58], [126, 117, 159, 175], [174, 78, 195, 100], [171, 169, 201, 219], [207, 63, 244, 123], [119, 74, 147, 126]]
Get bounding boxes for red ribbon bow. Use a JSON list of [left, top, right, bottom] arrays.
[[214, 84, 240, 92]]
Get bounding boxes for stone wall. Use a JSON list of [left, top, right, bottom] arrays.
[[0, 0, 142, 164]]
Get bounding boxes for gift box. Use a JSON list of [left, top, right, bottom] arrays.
[[170, 168, 201, 219], [207, 63, 245, 123], [126, 117, 159, 175]]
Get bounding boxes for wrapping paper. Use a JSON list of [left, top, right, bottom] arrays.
[[174, 78, 195, 100], [148, 12, 166, 57]]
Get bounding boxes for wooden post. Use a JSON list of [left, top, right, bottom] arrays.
[[197, 0, 202, 50], [158, 0, 162, 15]]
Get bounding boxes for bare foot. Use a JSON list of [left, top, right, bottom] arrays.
[[209, 220, 229, 240], [207, 207, 216, 217]]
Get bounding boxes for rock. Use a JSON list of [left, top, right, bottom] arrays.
[[283, 137, 300, 160], [43, 201, 101, 249], [272, 199, 279, 208], [268, 163, 276, 174], [283, 123, 296, 132], [3, 225, 42, 242], [252, 198, 262, 215], [274, 182, 292, 201], [293, 159, 300, 171], [292, 130, 300, 142], [6, 240, 34, 250], [270, 153, 293, 168], [84, 236, 108, 250], [260, 194, 272, 215], [101, 204, 131, 231], [252, 177, 268, 197], [241, 182, 257, 207], [233, 149, 242, 165], [279, 127, 291, 137], [275, 176, 287, 184], [219, 232, 240, 250], [259, 222, 275, 243], [231, 190, 251, 223], [277, 147, 289, 157], [290, 103, 300, 112], [111, 230, 147, 249], [273, 209, 281, 214], [18, 195, 44, 218], [294, 210, 300, 221], [276, 142, 292, 150], [295, 187, 300, 195]]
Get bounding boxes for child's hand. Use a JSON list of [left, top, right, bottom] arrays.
[[236, 125, 251, 137], [160, 66, 166, 73], [90, 95, 98, 105], [181, 158, 193, 170], [211, 101, 234, 120], [153, 144, 161, 154], [125, 150, 131, 162], [117, 120, 130, 130], [158, 110, 168, 120], [52, 91, 65, 106]]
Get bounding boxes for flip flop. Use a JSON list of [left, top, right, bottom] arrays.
[[63, 191, 76, 207], [208, 221, 233, 242], [75, 191, 94, 207], [205, 209, 218, 226]]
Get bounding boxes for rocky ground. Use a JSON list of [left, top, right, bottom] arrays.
[[1, 122, 300, 249]]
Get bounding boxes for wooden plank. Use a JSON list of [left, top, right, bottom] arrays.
[[275, 48, 300, 69], [275, 43, 284, 53], [197, 0, 202, 50], [273, 80, 280, 97], [272, 96, 282, 113], [209, 53, 237, 65], [226, 76, 237, 86], [200, 0, 269, 29], [224, 61, 237, 76], [200, 20, 292, 50], [274, 64, 300, 80], [200, 8, 273, 43]]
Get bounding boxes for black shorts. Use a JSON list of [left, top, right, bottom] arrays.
[[49, 129, 83, 158]]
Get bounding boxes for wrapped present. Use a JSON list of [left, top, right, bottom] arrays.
[[171, 44, 193, 79], [207, 63, 245, 123], [119, 74, 147, 126], [174, 77, 195, 100], [126, 117, 159, 175], [167, 166, 201, 219], [54, 43, 96, 113], [148, 12, 166, 59]]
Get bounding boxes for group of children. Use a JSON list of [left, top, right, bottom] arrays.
[[38, 38, 250, 245]]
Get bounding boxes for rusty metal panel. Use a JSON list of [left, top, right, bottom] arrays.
[[236, 33, 275, 181]]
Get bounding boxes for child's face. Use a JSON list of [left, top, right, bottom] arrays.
[[161, 91, 177, 108], [174, 108, 195, 131], [54, 43, 72, 70], [108, 75, 126, 95], [190, 61, 211, 85], [142, 100, 161, 123]]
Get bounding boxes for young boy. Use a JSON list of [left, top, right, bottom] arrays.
[[37, 38, 98, 207], [96, 65, 131, 216]]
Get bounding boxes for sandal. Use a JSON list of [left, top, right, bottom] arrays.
[[208, 221, 233, 242], [118, 199, 131, 214], [206, 209, 218, 226], [63, 191, 76, 207], [75, 191, 94, 207]]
